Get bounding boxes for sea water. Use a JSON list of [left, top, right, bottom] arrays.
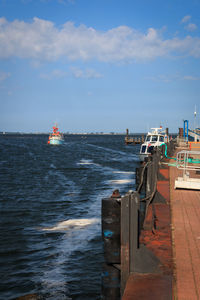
[[0, 134, 140, 300]]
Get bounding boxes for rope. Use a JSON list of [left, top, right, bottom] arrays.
[[136, 161, 151, 193], [137, 158, 158, 220], [142, 168, 157, 218]]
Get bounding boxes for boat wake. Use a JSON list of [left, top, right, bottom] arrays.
[[86, 143, 139, 161], [39, 217, 101, 297]]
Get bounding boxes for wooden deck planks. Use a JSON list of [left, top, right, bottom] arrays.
[[170, 164, 200, 300]]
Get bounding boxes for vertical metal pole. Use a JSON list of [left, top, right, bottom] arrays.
[[184, 120, 186, 141], [183, 120, 189, 142]]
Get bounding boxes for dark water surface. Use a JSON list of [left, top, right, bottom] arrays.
[[0, 135, 140, 300]]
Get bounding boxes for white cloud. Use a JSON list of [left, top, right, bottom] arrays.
[[21, 0, 73, 3], [39, 0, 74, 3], [0, 71, 10, 81], [58, 0, 75, 4], [71, 67, 102, 79], [181, 15, 191, 23], [40, 69, 68, 79], [145, 74, 172, 82], [145, 73, 200, 82], [0, 17, 200, 63], [183, 75, 200, 81], [185, 23, 197, 32], [7, 90, 13, 96], [40, 67, 102, 80]]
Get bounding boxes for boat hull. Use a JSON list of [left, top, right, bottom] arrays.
[[139, 153, 150, 162], [49, 138, 64, 145]]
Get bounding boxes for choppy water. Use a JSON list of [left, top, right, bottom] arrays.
[[0, 135, 140, 300]]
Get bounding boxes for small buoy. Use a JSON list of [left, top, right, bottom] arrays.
[[47, 141, 50, 144]]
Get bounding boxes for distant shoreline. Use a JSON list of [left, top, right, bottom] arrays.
[[0, 132, 142, 136], [0, 132, 177, 136]]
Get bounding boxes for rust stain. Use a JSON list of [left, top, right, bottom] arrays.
[[123, 163, 173, 299], [140, 181, 173, 273], [159, 168, 169, 180]]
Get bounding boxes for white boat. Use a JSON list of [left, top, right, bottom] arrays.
[[48, 124, 64, 145], [139, 127, 168, 161]]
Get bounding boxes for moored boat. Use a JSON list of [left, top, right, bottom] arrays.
[[48, 124, 64, 145], [139, 127, 168, 161]]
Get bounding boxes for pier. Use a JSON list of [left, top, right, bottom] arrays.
[[102, 132, 200, 299], [125, 129, 144, 145]]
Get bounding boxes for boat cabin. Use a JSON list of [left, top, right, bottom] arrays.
[[139, 128, 168, 161]]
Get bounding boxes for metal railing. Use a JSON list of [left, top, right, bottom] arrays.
[[175, 150, 200, 190], [176, 150, 200, 172]]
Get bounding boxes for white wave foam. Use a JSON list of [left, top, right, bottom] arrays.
[[42, 218, 99, 231], [77, 159, 136, 188], [39, 217, 100, 297], [50, 163, 56, 169], [112, 171, 135, 174], [77, 159, 94, 165], [109, 179, 133, 185]]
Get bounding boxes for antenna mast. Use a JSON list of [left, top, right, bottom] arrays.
[[194, 105, 197, 129]]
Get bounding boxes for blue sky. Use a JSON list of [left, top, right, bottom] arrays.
[[0, 0, 200, 133]]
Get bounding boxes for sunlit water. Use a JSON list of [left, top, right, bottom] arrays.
[[0, 135, 140, 300]]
